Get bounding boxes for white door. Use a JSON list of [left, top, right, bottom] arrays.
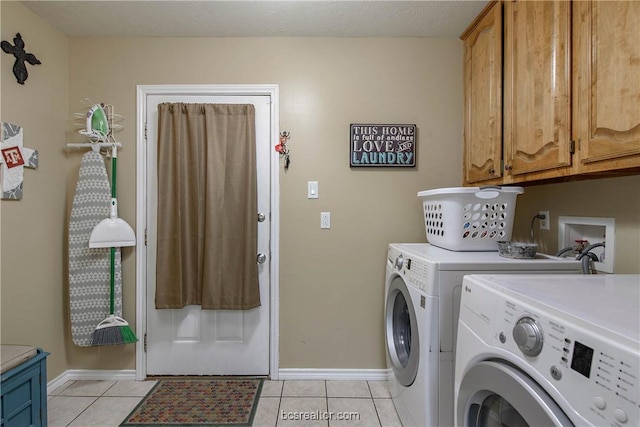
[[145, 94, 271, 375]]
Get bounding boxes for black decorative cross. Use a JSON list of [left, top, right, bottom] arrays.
[[1, 33, 41, 84]]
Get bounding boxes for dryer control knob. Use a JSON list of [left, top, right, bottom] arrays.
[[513, 317, 543, 357], [395, 255, 404, 270]]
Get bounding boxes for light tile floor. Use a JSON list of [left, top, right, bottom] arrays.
[[47, 379, 402, 427]]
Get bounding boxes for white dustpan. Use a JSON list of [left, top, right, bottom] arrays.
[[89, 198, 136, 248], [89, 144, 136, 248]]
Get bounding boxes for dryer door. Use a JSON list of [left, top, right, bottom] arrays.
[[456, 360, 574, 427], [385, 276, 419, 387]]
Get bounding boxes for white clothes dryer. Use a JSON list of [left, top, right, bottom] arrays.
[[384, 244, 582, 427], [455, 274, 640, 427]]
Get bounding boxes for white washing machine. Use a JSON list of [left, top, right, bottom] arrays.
[[455, 274, 640, 427], [384, 243, 582, 427]]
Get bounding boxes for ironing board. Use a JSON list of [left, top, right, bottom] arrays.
[[68, 151, 122, 347]]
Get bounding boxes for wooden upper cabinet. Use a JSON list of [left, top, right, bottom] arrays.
[[573, 1, 640, 172], [503, 0, 573, 178], [461, 1, 503, 184], [461, 0, 639, 185]]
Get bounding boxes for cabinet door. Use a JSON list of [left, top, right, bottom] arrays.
[[574, 1, 640, 172], [504, 0, 572, 177], [462, 1, 503, 184]]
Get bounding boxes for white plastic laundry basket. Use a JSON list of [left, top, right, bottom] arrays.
[[417, 186, 524, 251]]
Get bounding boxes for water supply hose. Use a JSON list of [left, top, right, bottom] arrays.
[[576, 242, 605, 274], [555, 246, 574, 257]]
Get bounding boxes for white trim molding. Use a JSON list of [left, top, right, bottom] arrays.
[[48, 369, 137, 393], [47, 368, 388, 392], [278, 368, 389, 381]]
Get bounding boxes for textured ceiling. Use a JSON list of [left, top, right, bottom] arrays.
[[22, 1, 488, 38]]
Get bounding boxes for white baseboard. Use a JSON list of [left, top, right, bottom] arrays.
[[277, 368, 388, 381], [47, 369, 137, 392], [48, 368, 387, 390]]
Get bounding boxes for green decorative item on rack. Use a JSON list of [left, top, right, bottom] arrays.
[[88, 104, 109, 139]]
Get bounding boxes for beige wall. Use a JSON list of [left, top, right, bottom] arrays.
[[1, 1, 69, 379], [2, 3, 639, 381], [512, 175, 640, 274], [66, 36, 464, 370]]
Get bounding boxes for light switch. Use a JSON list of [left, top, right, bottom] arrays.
[[308, 181, 319, 199]]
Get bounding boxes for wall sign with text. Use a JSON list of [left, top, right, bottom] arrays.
[[350, 124, 416, 167]]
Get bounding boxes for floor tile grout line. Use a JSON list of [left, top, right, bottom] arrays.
[[102, 380, 117, 396], [372, 395, 384, 427], [274, 385, 283, 427], [325, 380, 329, 427], [51, 379, 396, 427], [63, 395, 100, 427], [367, 380, 384, 427], [49, 380, 75, 397]]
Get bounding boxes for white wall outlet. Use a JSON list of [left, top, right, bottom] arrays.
[[539, 211, 550, 230], [308, 181, 319, 199], [320, 212, 331, 229]]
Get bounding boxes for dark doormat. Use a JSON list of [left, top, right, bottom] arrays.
[[120, 378, 263, 426]]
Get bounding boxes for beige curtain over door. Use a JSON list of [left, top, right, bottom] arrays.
[[155, 103, 260, 310]]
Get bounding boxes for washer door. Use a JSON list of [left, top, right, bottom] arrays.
[[385, 275, 419, 387], [457, 361, 573, 427]]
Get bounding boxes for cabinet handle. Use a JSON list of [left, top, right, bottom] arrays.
[[488, 168, 495, 175], [505, 165, 513, 171]]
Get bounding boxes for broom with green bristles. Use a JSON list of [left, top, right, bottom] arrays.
[[90, 142, 137, 346], [90, 246, 138, 345]]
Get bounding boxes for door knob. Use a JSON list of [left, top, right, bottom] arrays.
[[257, 212, 266, 222], [256, 253, 267, 264]]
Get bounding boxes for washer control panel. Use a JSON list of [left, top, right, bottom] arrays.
[[463, 280, 640, 427], [388, 246, 435, 293], [513, 316, 544, 357]]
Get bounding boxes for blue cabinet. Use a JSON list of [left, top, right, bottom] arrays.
[[1, 347, 49, 427]]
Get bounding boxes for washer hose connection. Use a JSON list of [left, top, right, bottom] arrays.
[[556, 242, 605, 274]]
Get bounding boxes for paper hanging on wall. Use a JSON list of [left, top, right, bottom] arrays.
[[1, 123, 38, 200]]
